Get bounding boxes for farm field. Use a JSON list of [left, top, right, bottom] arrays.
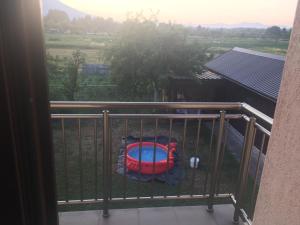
[[45, 33, 110, 63], [45, 32, 289, 64], [47, 48, 100, 63]]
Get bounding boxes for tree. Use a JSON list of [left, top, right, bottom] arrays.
[[46, 53, 66, 100], [70, 16, 120, 34], [63, 50, 85, 100], [46, 53, 63, 79], [103, 15, 210, 101], [44, 10, 70, 32], [265, 26, 282, 41], [281, 28, 292, 40]]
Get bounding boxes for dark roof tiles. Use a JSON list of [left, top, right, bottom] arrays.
[[205, 47, 285, 101]]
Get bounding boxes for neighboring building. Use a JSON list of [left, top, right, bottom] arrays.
[[205, 47, 285, 117], [203, 47, 285, 155], [168, 71, 222, 102], [82, 64, 110, 76], [169, 47, 285, 118]]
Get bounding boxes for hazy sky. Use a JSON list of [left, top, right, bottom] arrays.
[[61, 0, 298, 26]]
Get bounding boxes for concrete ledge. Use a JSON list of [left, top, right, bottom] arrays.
[[59, 204, 242, 225]]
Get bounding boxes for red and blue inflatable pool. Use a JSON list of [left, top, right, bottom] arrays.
[[126, 142, 176, 174]]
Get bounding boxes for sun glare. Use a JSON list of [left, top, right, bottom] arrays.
[[60, 0, 297, 26]]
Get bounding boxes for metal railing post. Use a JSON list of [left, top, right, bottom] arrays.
[[233, 117, 256, 224], [102, 110, 110, 217], [207, 110, 226, 212]]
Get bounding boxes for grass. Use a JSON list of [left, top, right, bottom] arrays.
[[45, 33, 109, 63], [47, 48, 101, 64], [51, 118, 240, 212], [45, 33, 110, 49], [186, 35, 288, 54], [45, 33, 289, 64]]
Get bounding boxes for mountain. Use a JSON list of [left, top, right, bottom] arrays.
[[42, 0, 86, 18]]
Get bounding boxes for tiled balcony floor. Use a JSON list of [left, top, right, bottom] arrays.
[[59, 204, 244, 225]]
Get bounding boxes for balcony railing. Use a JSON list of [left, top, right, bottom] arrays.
[[50, 101, 272, 225]]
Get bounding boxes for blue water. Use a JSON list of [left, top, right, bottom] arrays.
[[128, 146, 168, 162]]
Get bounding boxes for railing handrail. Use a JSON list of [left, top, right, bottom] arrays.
[[50, 101, 273, 126], [241, 103, 273, 126], [50, 101, 242, 110], [51, 113, 243, 120]]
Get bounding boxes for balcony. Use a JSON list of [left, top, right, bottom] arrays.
[[50, 102, 272, 225], [59, 205, 238, 225]]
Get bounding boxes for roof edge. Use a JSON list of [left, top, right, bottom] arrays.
[[232, 47, 285, 61], [206, 68, 277, 103]]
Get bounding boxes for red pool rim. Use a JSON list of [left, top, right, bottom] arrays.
[[126, 142, 176, 174]]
